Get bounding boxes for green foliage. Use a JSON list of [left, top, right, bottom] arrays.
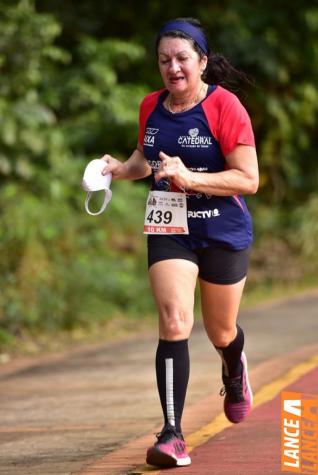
[[59, 36, 147, 154], [1, 0, 318, 346], [292, 194, 318, 259], [0, 1, 152, 342], [0, 178, 153, 335], [195, 1, 318, 206], [0, 0, 68, 180]]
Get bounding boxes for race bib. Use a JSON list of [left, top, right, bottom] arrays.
[[144, 191, 189, 235]]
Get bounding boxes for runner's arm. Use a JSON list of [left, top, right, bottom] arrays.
[[101, 144, 152, 180], [156, 145, 259, 196], [188, 145, 259, 196]]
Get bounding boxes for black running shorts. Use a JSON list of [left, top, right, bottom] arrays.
[[147, 235, 251, 285]]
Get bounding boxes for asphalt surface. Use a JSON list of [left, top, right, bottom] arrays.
[[0, 289, 317, 475]]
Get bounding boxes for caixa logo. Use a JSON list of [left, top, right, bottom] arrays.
[[144, 128, 159, 147]]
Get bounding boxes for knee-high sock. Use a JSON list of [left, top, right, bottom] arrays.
[[214, 325, 244, 378], [155, 339, 189, 433]]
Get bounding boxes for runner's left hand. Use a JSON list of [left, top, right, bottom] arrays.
[[155, 151, 193, 189]]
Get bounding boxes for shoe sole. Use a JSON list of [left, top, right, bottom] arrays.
[[146, 448, 191, 467], [242, 351, 253, 406]]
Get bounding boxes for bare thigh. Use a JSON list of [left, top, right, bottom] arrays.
[[199, 277, 246, 347], [149, 259, 198, 340]]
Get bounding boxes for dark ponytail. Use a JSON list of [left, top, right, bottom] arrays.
[[156, 17, 253, 92], [203, 52, 253, 91]]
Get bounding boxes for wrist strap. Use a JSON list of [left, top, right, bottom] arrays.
[[85, 189, 112, 216]]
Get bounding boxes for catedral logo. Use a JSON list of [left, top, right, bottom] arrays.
[[281, 391, 318, 474], [178, 128, 212, 148]]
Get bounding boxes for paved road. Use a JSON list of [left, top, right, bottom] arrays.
[[0, 290, 317, 475]]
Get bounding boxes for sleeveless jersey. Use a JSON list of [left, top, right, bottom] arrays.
[[138, 85, 256, 250]]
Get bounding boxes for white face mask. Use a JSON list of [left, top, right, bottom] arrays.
[[82, 159, 112, 216]]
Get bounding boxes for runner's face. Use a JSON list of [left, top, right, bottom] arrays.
[[157, 37, 207, 97]]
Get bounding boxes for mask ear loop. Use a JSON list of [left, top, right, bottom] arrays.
[[85, 189, 112, 216]]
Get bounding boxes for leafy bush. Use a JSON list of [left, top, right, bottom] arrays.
[[0, 1, 153, 344], [0, 178, 154, 336]]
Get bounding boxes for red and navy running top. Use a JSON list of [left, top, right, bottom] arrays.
[[138, 85, 256, 250]]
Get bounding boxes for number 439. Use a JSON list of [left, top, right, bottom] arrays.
[[146, 210, 172, 224]]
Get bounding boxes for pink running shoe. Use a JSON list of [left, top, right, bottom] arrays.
[[220, 351, 253, 423], [146, 424, 191, 467]]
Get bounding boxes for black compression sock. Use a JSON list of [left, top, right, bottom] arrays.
[[214, 325, 244, 378], [155, 339, 189, 433]]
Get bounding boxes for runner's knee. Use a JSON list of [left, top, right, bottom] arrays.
[[159, 305, 193, 340], [206, 325, 237, 347]]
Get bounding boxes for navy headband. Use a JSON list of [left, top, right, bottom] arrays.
[[158, 20, 209, 55]]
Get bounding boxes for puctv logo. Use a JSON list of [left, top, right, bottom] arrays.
[[144, 128, 159, 147]]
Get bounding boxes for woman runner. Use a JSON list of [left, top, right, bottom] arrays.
[[100, 17, 259, 468]]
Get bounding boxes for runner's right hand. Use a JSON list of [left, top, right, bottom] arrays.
[[101, 154, 126, 180]]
